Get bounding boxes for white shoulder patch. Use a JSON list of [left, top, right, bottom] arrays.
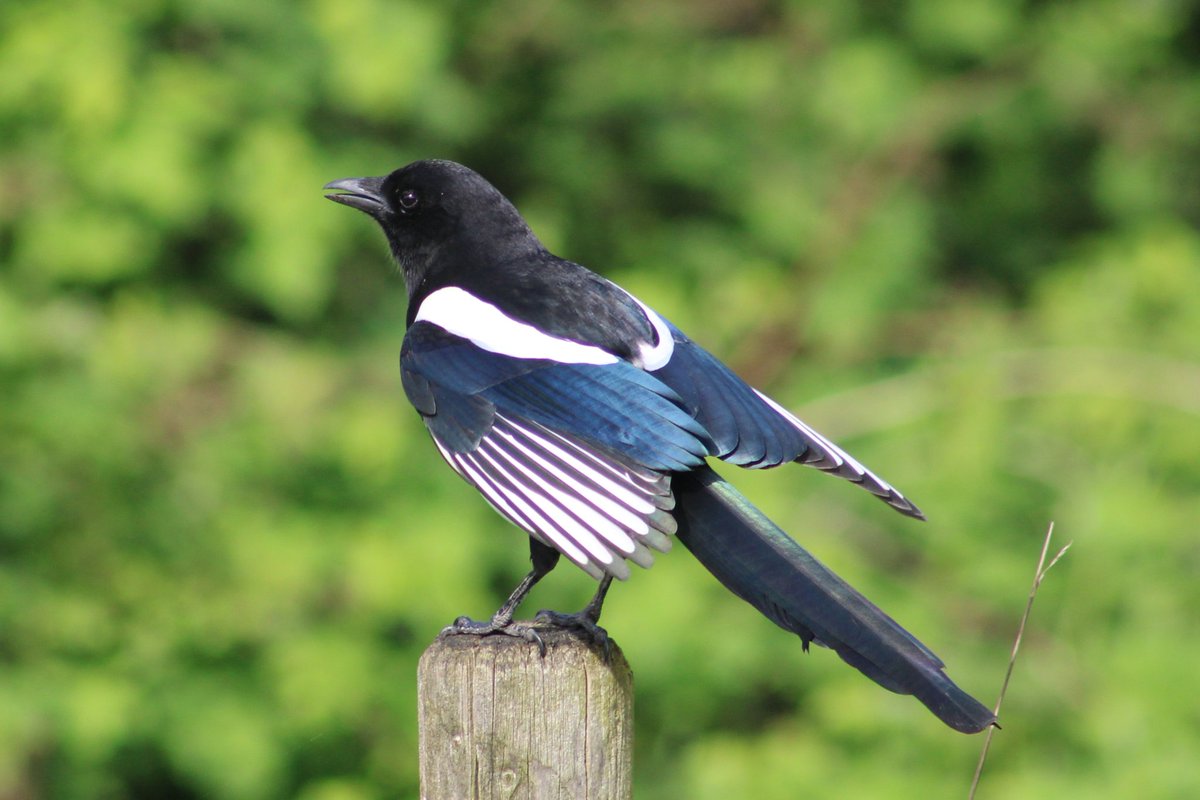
[[619, 289, 675, 371], [414, 286, 620, 365]]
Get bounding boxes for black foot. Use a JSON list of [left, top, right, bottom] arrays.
[[534, 609, 612, 662], [440, 615, 547, 656]]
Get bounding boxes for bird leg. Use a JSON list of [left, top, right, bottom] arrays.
[[442, 539, 615, 659], [441, 566, 551, 652], [440, 538, 561, 653], [534, 575, 614, 659]]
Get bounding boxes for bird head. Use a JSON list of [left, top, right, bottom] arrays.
[[324, 159, 541, 295]]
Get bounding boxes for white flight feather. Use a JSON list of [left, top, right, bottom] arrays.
[[464, 448, 595, 566], [470, 441, 619, 566], [476, 438, 617, 565], [753, 389, 898, 492], [500, 416, 658, 517], [494, 427, 647, 545]]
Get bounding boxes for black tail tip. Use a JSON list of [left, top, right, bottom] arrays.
[[952, 711, 999, 734]]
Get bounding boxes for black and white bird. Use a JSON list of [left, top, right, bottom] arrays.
[[324, 159, 995, 733]]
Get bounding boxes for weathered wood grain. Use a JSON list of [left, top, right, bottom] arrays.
[[418, 629, 633, 800]]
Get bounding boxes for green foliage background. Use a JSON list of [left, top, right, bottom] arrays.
[[3, 1, 1200, 797]]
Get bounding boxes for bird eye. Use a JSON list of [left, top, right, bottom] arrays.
[[398, 189, 420, 211]]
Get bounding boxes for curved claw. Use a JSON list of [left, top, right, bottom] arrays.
[[534, 609, 612, 662], [512, 623, 547, 657], [440, 615, 547, 656]]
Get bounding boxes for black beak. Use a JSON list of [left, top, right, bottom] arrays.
[[324, 176, 387, 215]]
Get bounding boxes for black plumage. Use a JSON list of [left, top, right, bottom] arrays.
[[325, 159, 995, 733]]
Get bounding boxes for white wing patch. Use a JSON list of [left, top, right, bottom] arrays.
[[619, 288, 675, 370], [753, 389, 924, 518], [415, 286, 620, 365], [430, 413, 678, 580]]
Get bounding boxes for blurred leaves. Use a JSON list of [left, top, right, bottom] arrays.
[[3, 0, 1200, 797]]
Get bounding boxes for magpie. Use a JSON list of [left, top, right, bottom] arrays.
[[324, 159, 996, 733]]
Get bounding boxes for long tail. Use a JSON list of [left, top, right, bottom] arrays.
[[672, 466, 996, 734]]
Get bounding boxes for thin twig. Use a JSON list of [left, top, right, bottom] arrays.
[[968, 522, 1072, 799]]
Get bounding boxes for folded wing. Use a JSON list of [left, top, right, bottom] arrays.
[[400, 321, 710, 578], [648, 320, 924, 519]]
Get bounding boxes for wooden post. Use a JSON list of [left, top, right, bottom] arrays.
[[417, 629, 633, 800]]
